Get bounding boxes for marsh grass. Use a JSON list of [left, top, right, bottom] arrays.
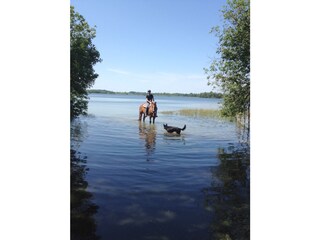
[[161, 108, 233, 121]]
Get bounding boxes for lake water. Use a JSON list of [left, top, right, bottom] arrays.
[[71, 94, 250, 240]]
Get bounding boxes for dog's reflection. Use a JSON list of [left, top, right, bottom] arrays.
[[139, 122, 157, 161]]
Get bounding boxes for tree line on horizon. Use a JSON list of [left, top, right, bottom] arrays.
[[71, 0, 250, 120], [87, 89, 223, 98]]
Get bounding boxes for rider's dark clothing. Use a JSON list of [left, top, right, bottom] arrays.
[[146, 94, 154, 101]]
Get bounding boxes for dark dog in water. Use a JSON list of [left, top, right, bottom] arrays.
[[163, 124, 186, 134]]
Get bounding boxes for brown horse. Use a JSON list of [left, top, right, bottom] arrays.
[[139, 102, 157, 123]]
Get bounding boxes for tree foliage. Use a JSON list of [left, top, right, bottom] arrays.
[[70, 6, 102, 119], [205, 0, 250, 117]]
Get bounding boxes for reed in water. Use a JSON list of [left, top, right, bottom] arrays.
[[161, 108, 233, 120]]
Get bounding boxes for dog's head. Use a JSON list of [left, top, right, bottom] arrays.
[[163, 123, 168, 129]]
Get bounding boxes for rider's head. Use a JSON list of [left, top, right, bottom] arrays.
[[147, 90, 151, 93]]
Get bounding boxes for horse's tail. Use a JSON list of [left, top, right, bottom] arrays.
[[138, 104, 144, 120], [181, 125, 186, 131]]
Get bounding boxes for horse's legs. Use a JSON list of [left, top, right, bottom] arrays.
[[149, 116, 156, 124]]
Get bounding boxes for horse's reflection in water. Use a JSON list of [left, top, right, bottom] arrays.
[[139, 122, 157, 161]]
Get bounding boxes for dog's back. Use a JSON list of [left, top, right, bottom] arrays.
[[163, 124, 186, 134]]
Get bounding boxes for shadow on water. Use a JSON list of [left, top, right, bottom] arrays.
[[71, 121, 100, 240], [203, 143, 250, 240], [163, 133, 186, 145], [138, 122, 157, 162]]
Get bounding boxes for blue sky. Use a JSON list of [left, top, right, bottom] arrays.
[[70, 0, 226, 93]]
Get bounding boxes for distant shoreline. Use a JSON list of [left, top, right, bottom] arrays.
[[88, 89, 223, 98]]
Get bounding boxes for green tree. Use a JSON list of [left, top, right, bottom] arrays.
[[205, 0, 250, 118], [70, 6, 102, 119]]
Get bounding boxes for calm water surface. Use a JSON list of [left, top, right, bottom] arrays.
[[71, 94, 250, 240]]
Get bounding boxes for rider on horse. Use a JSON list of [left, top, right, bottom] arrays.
[[146, 90, 157, 116]]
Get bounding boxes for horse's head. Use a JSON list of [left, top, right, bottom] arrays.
[[152, 102, 157, 112], [148, 102, 157, 116]]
